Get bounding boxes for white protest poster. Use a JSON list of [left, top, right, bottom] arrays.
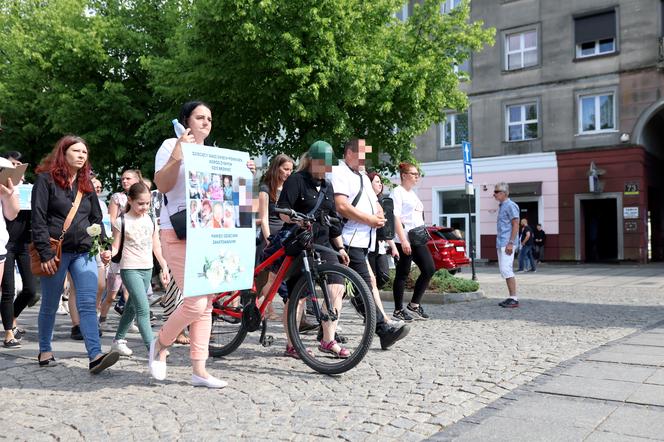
[[181, 143, 255, 297]]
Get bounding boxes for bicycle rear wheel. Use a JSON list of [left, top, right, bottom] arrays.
[[287, 262, 376, 375], [209, 292, 250, 357]]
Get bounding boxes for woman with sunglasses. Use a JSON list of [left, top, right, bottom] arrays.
[[389, 162, 435, 323]]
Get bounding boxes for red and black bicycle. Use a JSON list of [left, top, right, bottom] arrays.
[[209, 208, 376, 375]]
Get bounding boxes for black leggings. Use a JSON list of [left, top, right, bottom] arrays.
[[1, 246, 38, 331], [393, 242, 435, 311]]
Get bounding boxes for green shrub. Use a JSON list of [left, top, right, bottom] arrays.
[[382, 268, 479, 293]]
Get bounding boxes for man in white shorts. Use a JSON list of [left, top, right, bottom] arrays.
[[493, 182, 520, 308]]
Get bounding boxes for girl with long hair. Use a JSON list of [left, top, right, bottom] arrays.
[[256, 154, 294, 320], [98, 168, 143, 326], [110, 182, 169, 356]]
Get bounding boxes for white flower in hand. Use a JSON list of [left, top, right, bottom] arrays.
[[86, 224, 102, 237]]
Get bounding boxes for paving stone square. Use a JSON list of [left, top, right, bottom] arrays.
[[1, 264, 663, 440]]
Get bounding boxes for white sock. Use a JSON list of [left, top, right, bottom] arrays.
[[510, 295, 518, 301]]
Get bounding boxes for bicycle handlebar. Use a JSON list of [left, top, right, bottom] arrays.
[[274, 207, 340, 226]]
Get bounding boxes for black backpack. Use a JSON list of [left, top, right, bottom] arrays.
[[377, 197, 395, 241]]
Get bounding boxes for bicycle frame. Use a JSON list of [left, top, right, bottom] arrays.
[[211, 242, 295, 321]]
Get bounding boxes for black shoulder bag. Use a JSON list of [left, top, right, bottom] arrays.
[[407, 209, 431, 247], [111, 213, 125, 264], [163, 194, 187, 239]]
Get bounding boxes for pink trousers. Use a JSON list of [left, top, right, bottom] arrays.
[[159, 229, 214, 361]]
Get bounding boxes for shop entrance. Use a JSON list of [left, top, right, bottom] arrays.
[[574, 192, 623, 261], [581, 199, 618, 262]]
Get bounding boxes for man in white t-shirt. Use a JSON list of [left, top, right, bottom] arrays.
[[328, 139, 409, 350]]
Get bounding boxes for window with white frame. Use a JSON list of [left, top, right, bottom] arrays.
[[441, 0, 462, 14], [441, 112, 469, 148], [578, 93, 615, 133], [506, 102, 538, 141], [574, 11, 616, 58], [505, 30, 537, 70]]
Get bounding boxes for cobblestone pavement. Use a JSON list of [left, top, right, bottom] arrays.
[[1, 264, 663, 441]]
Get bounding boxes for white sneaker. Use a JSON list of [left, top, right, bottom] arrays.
[[56, 302, 69, 315], [149, 338, 167, 381], [191, 374, 227, 389], [111, 339, 133, 356], [129, 322, 139, 333]]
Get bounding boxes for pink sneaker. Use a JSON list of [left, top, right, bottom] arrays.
[[318, 339, 350, 358]]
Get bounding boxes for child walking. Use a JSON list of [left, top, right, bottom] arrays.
[[111, 183, 169, 356]]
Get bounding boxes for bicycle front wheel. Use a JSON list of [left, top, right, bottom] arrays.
[[287, 262, 376, 375]]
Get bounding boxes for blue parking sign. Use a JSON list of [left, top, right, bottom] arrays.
[[462, 141, 473, 183]]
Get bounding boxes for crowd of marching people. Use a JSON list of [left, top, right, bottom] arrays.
[[0, 100, 440, 388]]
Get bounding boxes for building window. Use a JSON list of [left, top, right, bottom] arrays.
[[441, 0, 462, 14], [578, 93, 615, 133], [437, 190, 476, 252], [574, 11, 617, 59], [505, 30, 537, 70], [506, 103, 538, 141], [395, 3, 409, 21], [441, 113, 469, 148], [454, 59, 471, 77]]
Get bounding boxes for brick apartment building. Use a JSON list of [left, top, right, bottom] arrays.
[[408, 0, 664, 263]]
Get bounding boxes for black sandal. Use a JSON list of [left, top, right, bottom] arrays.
[[37, 352, 56, 367], [3, 338, 21, 348]]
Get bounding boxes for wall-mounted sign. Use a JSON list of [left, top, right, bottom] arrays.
[[625, 221, 638, 232], [624, 182, 639, 195], [624, 207, 639, 219]]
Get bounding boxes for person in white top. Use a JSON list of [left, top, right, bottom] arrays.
[[152, 100, 255, 389], [329, 139, 410, 350], [0, 159, 20, 348], [110, 182, 169, 356], [390, 162, 435, 322]]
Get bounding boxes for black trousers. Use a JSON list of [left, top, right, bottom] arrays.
[[1, 245, 38, 330], [393, 242, 435, 311], [346, 246, 386, 328]]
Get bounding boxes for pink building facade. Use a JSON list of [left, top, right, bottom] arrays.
[[412, 152, 559, 260]]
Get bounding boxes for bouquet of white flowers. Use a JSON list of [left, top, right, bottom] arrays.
[[86, 223, 113, 258]]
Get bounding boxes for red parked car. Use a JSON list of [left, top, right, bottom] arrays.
[[426, 226, 470, 274]]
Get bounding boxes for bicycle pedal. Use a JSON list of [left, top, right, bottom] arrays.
[[261, 335, 274, 347]]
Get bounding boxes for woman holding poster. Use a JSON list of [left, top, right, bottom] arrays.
[[153, 101, 255, 389]]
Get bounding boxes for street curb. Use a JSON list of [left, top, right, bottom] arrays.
[[379, 290, 485, 305]]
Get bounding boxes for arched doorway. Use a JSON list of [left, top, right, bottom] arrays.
[[632, 101, 664, 261]]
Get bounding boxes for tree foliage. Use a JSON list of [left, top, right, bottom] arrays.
[[146, 0, 494, 170], [0, 0, 493, 181], [0, 0, 185, 186]]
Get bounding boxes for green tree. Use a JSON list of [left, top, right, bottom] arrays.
[[0, 0, 184, 186], [146, 0, 494, 170]]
